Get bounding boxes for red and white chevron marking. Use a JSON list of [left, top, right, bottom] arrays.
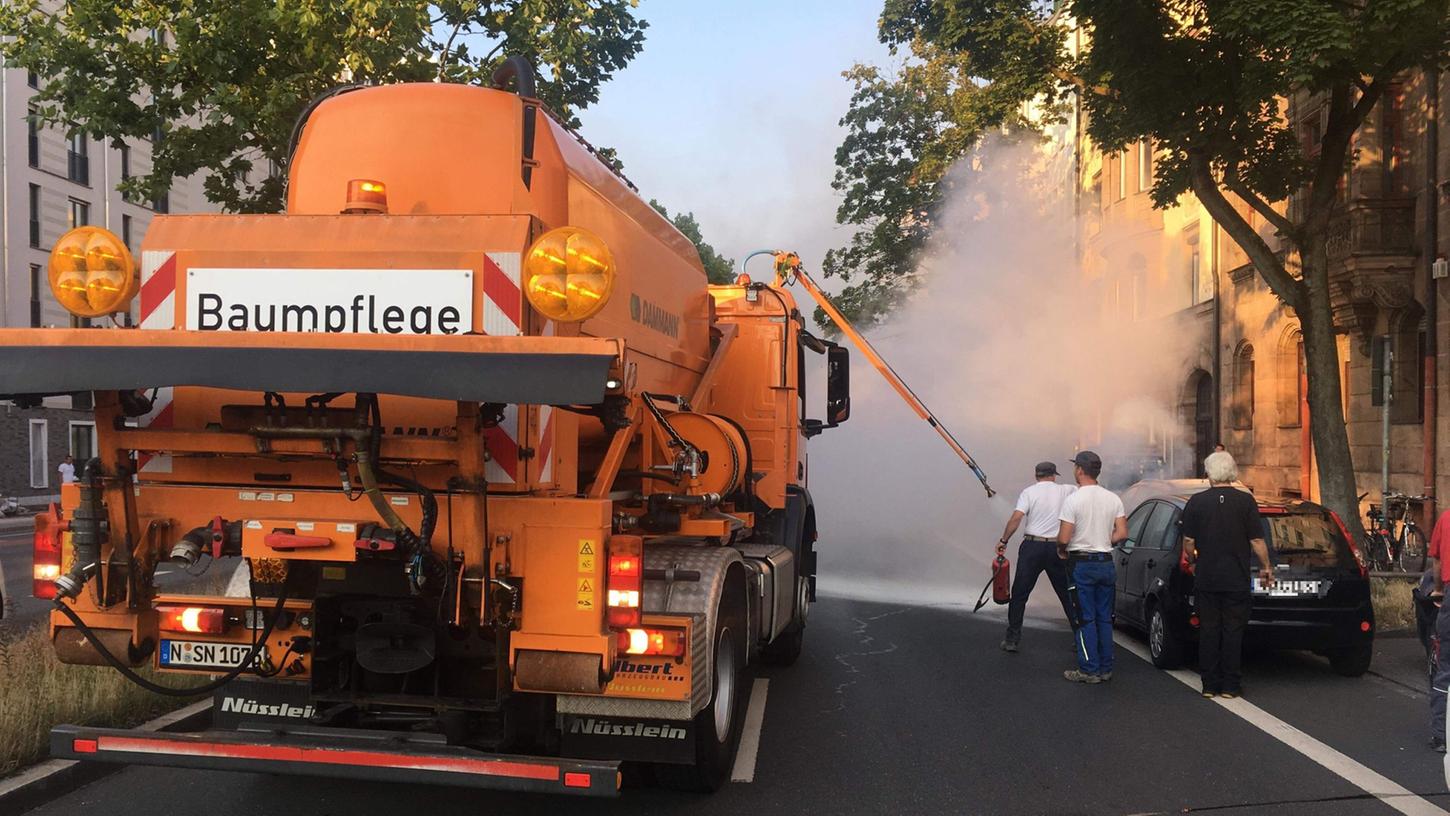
[[136, 250, 177, 474]]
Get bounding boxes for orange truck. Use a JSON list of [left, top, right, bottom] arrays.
[[1, 59, 990, 796]]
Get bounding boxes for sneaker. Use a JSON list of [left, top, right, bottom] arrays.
[[1431, 738, 1446, 754], [1201, 687, 1219, 698], [1063, 669, 1102, 684], [1219, 690, 1240, 699], [1097, 671, 1113, 682], [1000, 640, 1019, 653]]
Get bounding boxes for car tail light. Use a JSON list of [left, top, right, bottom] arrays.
[[157, 605, 227, 635], [1327, 510, 1367, 577], [1360, 620, 1372, 633], [33, 504, 66, 599], [606, 535, 642, 628], [617, 627, 686, 657], [1189, 614, 1200, 628]]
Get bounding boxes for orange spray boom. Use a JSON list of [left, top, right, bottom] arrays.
[[766, 251, 996, 498]]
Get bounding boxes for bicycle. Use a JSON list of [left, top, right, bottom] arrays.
[[1363, 492, 1430, 573]]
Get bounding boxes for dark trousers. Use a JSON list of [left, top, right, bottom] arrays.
[[1430, 604, 1450, 741], [1004, 539, 1072, 643], [1198, 590, 1252, 693]]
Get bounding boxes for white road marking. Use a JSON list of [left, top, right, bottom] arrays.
[[1116, 634, 1449, 816], [731, 678, 769, 783]]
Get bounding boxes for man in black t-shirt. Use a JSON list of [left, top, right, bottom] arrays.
[[1180, 451, 1274, 698]]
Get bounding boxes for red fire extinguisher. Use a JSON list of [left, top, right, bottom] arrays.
[[974, 553, 1012, 612]]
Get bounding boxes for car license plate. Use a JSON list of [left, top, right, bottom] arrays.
[[1252, 578, 1324, 597], [159, 639, 259, 670]]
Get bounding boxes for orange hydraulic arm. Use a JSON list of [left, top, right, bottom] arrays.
[[768, 252, 996, 498]]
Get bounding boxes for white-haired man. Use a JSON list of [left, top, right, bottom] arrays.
[[1181, 451, 1273, 698]]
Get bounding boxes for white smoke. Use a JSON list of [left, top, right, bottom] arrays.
[[808, 137, 1194, 611]]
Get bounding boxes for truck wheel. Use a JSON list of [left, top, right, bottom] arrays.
[[760, 576, 810, 666], [1329, 641, 1374, 677], [1148, 605, 1183, 669], [656, 578, 747, 792]]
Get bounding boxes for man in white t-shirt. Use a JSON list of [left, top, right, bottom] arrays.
[[1056, 450, 1127, 684], [996, 461, 1077, 652], [57, 455, 76, 485]]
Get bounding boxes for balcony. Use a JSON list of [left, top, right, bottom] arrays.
[[1325, 197, 1419, 340]]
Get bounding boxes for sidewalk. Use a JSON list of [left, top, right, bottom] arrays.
[[0, 514, 34, 533]]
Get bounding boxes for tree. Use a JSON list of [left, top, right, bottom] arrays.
[[0, 0, 647, 212], [650, 200, 737, 284], [833, 0, 1450, 539]]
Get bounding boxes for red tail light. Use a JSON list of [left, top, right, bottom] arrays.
[[1328, 510, 1367, 577], [617, 627, 686, 657], [157, 605, 227, 634], [606, 535, 642, 628], [32, 504, 66, 599]]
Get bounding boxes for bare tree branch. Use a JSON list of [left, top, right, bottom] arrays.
[[1223, 164, 1299, 241], [1189, 151, 1307, 312]]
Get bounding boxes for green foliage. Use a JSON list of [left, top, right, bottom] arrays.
[[650, 200, 736, 284], [0, 0, 647, 213]]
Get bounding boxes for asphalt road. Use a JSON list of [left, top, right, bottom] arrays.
[[15, 590, 1450, 815], [0, 528, 238, 632]]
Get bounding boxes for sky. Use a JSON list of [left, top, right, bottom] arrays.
[[575, 0, 892, 277]]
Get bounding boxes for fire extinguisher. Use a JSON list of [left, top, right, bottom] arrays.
[[974, 553, 1012, 612]]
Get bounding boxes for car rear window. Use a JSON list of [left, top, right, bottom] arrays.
[[1261, 512, 1356, 571]]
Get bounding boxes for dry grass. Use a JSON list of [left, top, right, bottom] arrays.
[[1371, 577, 1417, 633], [0, 621, 204, 775]]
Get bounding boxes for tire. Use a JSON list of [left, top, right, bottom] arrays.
[[1329, 640, 1374, 677], [655, 576, 748, 792], [1148, 605, 1184, 669], [1399, 528, 1428, 574], [759, 576, 810, 667]]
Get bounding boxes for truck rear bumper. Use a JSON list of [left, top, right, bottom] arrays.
[[51, 724, 620, 797]]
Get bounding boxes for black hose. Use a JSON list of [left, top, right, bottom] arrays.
[[491, 56, 537, 189], [52, 583, 290, 697]]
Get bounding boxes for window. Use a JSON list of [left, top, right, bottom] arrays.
[[153, 190, 170, 214], [1373, 328, 1427, 423], [67, 131, 89, 185], [29, 264, 42, 328], [1279, 337, 1305, 428], [1141, 504, 1176, 550], [120, 144, 133, 202], [1124, 503, 1155, 551], [68, 198, 89, 230], [26, 70, 38, 89], [69, 422, 97, 459], [1137, 139, 1152, 192], [1232, 344, 1255, 429], [1189, 249, 1202, 304], [122, 214, 133, 252], [1383, 82, 1408, 194], [1117, 151, 1127, 200], [27, 108, 39, 168], [28, 184, 41, 248], [29, 420, 48, 489]]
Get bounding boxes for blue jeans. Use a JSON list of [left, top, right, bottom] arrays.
[[1071, 559, 1116, 675]]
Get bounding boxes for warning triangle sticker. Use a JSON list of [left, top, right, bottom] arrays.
[[577, 578, 593, 593], [578, 541, 595, 555]]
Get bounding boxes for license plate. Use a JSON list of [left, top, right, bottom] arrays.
[[1252, 578, 1324, 597], [159, 639, 260, 670]]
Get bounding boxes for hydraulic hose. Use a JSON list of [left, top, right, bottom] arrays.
[[55, 457, 105, 599], [52, 581, 290, 697]]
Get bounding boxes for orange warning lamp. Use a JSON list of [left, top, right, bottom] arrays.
[[343, 179, 388, 214]]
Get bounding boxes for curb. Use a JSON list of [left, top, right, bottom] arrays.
[[0, 700, 212, 814]]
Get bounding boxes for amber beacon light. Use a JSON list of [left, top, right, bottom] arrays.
[[522, 226, 616, 322], [48, 226, 137, 318], [343, 178, 388, 214]]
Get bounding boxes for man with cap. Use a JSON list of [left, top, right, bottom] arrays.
[[1056, 451, 1128, 683], [996, 461, 1077, 652]]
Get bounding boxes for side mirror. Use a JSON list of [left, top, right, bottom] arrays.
[[826, 344, 850, 426]]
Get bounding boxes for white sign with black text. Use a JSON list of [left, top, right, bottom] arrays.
[[185, 268, 473, 335]]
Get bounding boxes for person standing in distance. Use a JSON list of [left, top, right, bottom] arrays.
[[997, 461, 1077, 652], [1180, 451, 1272, 698], [57, 455, 76, 485], [1056, 451, 1127, 684]]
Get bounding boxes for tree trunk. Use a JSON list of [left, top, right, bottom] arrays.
[[1296, 238, 1368, 544]]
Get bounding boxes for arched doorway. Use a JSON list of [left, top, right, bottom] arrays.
[[1188, 370, 1214, 477]]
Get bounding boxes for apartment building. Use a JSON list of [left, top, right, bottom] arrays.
[[1069, 66, 1450, 520], [0, 65, 212, 506]]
